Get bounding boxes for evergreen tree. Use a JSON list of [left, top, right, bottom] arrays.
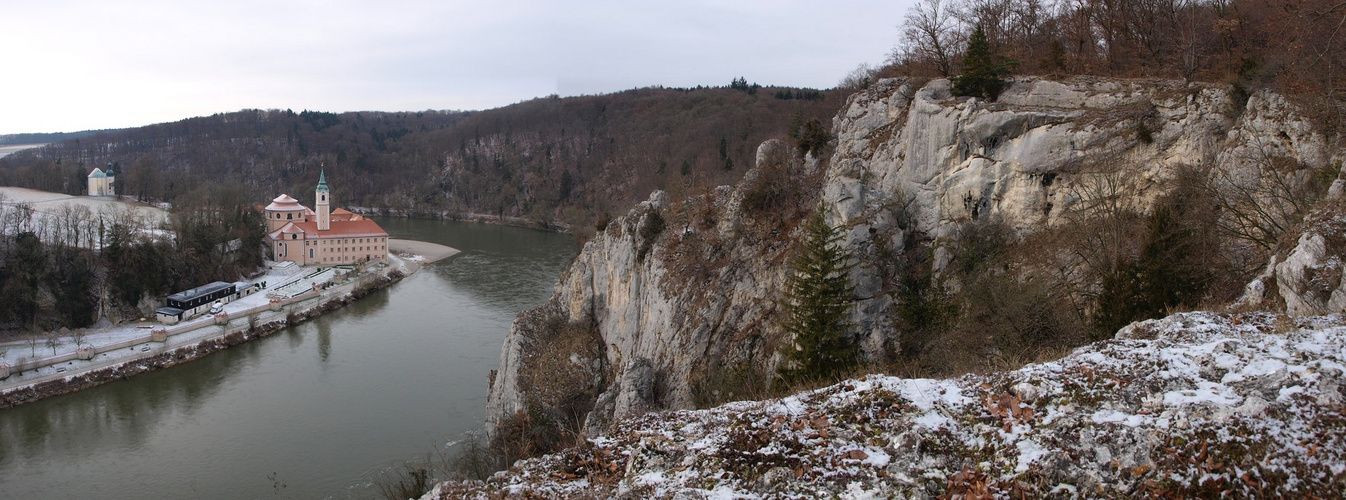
[[779, 208, 858, 385], [1095, 205, 1210, 336], [953, 24, 1009, 100]]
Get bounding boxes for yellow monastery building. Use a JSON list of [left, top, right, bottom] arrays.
[[265, 171, 389, 266]]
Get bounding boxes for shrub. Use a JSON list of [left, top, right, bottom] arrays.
[[636, 209, 665, 262], [374, 463, 432, 500], [740, 142, 818, 228], [796, 118, 831, 157]]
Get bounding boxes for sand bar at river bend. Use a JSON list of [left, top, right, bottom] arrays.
[[388, 238, 460, 264]]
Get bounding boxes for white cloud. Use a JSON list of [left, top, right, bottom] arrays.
[[0, 0, 912, 135]]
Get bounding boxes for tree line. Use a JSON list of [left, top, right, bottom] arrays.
[[891, 0, 1345, 108], [0, 187, 264, 338]]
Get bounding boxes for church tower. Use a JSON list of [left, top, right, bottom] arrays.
[[316, 170, 331, 231]]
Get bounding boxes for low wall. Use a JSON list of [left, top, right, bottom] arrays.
[[0, 266, 403, 409], [7, 288, 324, 375]]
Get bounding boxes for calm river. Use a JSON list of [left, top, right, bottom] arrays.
[[0, 218, 574, 499]]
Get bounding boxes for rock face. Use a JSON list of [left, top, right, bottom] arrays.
[[441, 312, 1346, 499], [487, 76, 1336, 435], [487, 160, 806, 434], [1238, 193, 1346, 315]]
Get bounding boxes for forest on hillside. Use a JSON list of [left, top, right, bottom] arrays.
[[0, 85, 842, 236], [881, 0, 1344, 108]]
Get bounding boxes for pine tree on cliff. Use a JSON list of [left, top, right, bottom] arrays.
[[953, 24, 1009, 100], [779, 208, 858, 386]]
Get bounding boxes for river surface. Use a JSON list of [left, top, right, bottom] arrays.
[[0, 218, 574, 499]]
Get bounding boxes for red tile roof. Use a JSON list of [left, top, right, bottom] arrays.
[[330, 208, 361, 221], [287, 218, 388, 238]]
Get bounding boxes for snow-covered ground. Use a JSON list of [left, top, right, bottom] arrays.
[[0, 143, 44, 159], [0, 186, 166, 222], [0, 186, 169, 248], [428, 311, 1346, 499], [0, 259, 392, 391]]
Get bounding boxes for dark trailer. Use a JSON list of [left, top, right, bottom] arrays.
[[166, 281, 237, 310]]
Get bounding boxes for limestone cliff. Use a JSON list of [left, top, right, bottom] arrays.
[[487, 145, 813, 434], [1237, 188, 1346, 315], [487, 76, 1337, 435]]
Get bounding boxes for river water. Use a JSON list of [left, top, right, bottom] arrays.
[[0, 218, 574, 499]]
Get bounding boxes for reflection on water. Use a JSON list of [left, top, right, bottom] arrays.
[[0, 218, 574, 499]]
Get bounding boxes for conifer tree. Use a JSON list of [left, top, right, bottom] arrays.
[[953, 24, 1009, 100], [779, 208, 858, 385]]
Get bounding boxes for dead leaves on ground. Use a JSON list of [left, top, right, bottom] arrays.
[[984, 391, 1037, 430]]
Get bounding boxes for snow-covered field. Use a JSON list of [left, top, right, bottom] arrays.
[[429, 311, 1346, 499], [0, 186, 167, 224]]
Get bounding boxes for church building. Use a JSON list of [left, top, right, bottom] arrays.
[[265, 171, 389, 266]]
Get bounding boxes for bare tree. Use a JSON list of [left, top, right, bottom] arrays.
[[1065, 162, 1149, 271], [100, 205, 147, 247], [3, 201, 34, 236], [54, 203, 93, 248], [954, 0, 1015, 53], [899, 0, 963, 77], [26, 328, 40, 357], [1208, 129, 1332, 256], [44, 332, 62, 356], [838, 63, 881, 90]]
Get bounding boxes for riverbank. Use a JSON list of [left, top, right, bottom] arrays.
[[389, 238, 460, 265], [0, 243, 458, 409], [349, 208, 572, 233]]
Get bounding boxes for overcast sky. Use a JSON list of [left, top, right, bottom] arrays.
[[0, 0, 914, 135]]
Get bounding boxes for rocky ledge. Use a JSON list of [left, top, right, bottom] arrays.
[[431, 311, 1345, 498]]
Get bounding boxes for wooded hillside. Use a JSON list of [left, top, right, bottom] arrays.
[[0, 85, 842, 235]]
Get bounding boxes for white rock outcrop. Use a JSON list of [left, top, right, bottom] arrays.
[[446, 312, 1346, 499]]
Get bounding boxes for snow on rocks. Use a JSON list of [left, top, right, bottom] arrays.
[[428, 311, 1346, 499]]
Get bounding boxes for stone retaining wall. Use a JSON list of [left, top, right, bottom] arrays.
[[0, 267, 404, 409]]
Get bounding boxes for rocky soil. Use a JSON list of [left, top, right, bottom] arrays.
[[433, 311, 1346, 498]]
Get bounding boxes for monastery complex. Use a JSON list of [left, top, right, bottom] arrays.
[[265, 171, 389, 266]]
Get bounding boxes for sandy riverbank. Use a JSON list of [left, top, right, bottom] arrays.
[[388, 239, 460, 264]]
